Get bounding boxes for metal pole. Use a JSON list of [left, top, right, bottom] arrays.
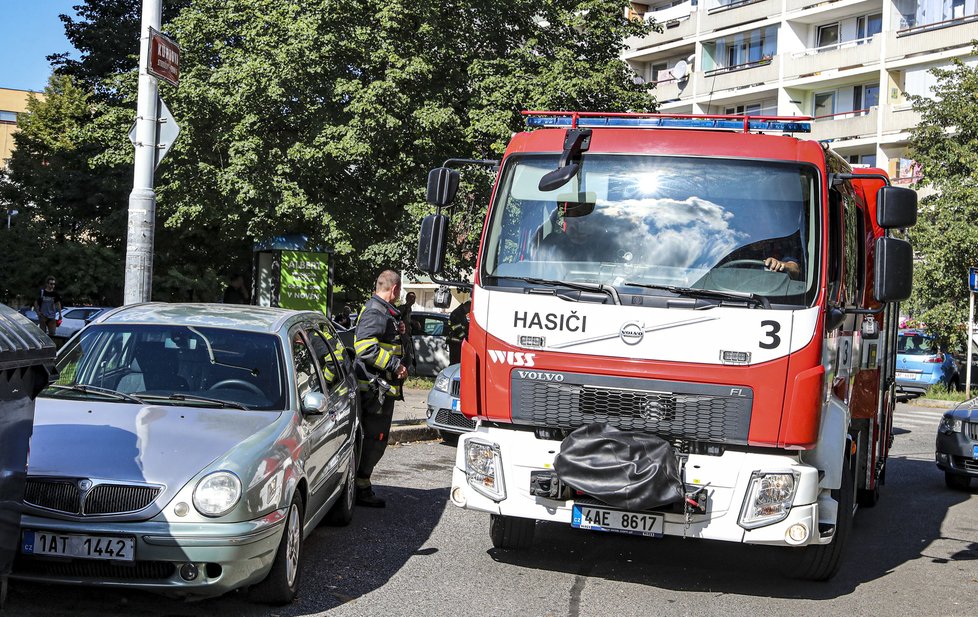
[[123, 0, 162, 304], [967, 290, 975, 396]]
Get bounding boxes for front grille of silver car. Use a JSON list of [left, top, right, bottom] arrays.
[[450, 378, 461, 398], [25, 478, 162, 516], [434, 408, 476, 430], [15, 556, 175, 580]]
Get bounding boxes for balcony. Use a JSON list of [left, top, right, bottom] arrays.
[[700, 0, 780, 33], [810, 108, 878, 142], [784, 36, 881, 79], [887, 14, 978, 60], [627, 3, 696, 50], [882, 104, 922, 135], [653, 78, 692, 102], [695, 55, 780, 92], [785, 0, 841, 11]]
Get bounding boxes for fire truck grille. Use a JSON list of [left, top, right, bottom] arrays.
[[512, 372, 752, 445]]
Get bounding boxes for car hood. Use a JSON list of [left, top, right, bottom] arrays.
[[949, 397, 978, 422], [30, 398, 283, 487]]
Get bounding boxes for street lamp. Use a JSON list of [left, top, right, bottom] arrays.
[[5, 209, 17, 229]]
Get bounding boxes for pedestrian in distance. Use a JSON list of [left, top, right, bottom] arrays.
[[222, 274, 251, 304], [352, 270, 409, 508], [334, 304, 353, 329], [33, 276, 62, 337], [399, 291, 417, 373]]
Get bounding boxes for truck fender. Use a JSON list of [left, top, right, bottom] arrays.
[[799, 396, 849, 491]]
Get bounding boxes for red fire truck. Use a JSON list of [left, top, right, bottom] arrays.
[[417, 112, 917, 580]]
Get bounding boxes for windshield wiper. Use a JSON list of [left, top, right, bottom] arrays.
[[141, 393, 250, 411], [624, 282, 770, 309], [497, 276, 621, 305], [47, 383, 146, 404]]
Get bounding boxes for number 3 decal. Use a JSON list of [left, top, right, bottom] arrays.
[[760, 320, 781, 349]]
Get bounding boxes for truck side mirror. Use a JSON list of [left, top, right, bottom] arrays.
[[874, 237, 913, 302], [417, 214, 448, 274], [876, 186, 917, 229], [426, 168, 460, 207]]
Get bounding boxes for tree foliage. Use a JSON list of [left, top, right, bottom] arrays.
[[3, 0, 655, 305], [905, 44, 978, 351]]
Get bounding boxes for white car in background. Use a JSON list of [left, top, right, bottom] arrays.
[[54, 307, 112, 340]]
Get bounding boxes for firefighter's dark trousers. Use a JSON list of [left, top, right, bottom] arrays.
[[357, 395, 396, 482]]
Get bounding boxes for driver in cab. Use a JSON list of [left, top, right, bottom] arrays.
[[536, 202, 619, 264]]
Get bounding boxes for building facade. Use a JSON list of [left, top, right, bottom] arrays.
[[624, 0, 978, 185], [0, 87, 37, 168]]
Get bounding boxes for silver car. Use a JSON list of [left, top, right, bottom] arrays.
[[13, 303, 359, 604], [426, 363, 475, 441]]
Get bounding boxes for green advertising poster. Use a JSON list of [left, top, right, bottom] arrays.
[[279, 250, 331, 314]]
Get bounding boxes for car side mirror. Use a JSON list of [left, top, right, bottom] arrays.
[[874, 237, 913, 302], [426, 167, 460, 207], [301, 391, 328, 415], [876, 186, 918, 229], [417, 214, 448, 274]]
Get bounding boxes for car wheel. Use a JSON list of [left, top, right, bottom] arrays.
[[251, 493, 304, 605], [439, 431, 459, 446], [489, 514, 535, 550], [790, 448, 855, 581], [945, 472, 971, 491], [325, 444, 357, 526]]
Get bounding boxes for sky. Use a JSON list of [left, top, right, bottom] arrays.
[[0, 0, 78, 92]]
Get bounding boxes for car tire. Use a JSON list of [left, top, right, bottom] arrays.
[[489, 514, 535, 550], [944, 472, 971, 491], [325, 444, 357, 526], [251, 493, 304, 605], [439, 431, 459, 446], [790, 449, 855, 581]]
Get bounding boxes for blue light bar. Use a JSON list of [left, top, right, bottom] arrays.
[[525, 115, 811, 134]]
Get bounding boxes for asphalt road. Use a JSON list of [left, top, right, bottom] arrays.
[[5, 399, 977, 616]]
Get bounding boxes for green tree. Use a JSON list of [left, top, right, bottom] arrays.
[[905, 42, 978, 351]]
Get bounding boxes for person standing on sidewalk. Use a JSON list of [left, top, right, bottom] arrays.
[[448, 299, 471, 365], [399, 291, 417, 373], [352, 269, 408, 508], [33, 276, 62, 337]]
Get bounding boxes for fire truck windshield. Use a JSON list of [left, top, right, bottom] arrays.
[[482, 154, 819, 307]]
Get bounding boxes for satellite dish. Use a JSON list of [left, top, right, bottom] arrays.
[[672, 59, 689, 81]]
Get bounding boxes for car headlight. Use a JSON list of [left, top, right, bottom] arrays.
[[464, 439, 506, 501], [739, 471, 799, 529], [434, 373, 451, 393], [939, 415, 963, 435], [193, 471, 242, 517]]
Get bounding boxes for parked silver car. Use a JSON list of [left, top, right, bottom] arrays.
[[426, 363, 475, 441], [54, 306, 111, 340], [409, 311, 451, 377], [13, 303, 359, 604]]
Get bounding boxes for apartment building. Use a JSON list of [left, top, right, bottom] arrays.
[[623, 0, 978, 184], [0, 87, 40, 168]]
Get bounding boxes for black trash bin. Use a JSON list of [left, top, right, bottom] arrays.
[[0, 304, 55, 607]]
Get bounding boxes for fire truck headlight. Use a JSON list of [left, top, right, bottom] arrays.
[[739, 471, 799, 530], [464, 439, 506, 501]]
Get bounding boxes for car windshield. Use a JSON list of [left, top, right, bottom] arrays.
[[482, 154, 819, 307], [898, 334, 937, 356], [46, 324, 286, 410]]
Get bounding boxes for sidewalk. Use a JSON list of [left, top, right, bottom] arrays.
[[388, 387, 440, 444]]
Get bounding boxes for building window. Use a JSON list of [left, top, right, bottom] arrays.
[[724, 103, 762, 115], [703, 25, 777, 72], [814, 92, 836, 117], [0, 111, 17, 123], [816, 23, 840, 50], [650, 61, 669, 82], [952, 0, 966, 19], [856, 13, 883, 40], [853, 84, 879, 113], [896, 0, 974, 29]]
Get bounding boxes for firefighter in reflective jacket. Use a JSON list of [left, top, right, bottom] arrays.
[[352, 269, 408, 508]]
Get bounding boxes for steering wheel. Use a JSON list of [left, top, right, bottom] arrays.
[[208, 379, 264, 396], [717, 259, 769, 270]]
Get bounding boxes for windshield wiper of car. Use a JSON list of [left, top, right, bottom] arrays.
[[47, 383, 146, 404], [497, 276, 621, 305], [142, 393, 249, 410], [624, 282, 770, 309]]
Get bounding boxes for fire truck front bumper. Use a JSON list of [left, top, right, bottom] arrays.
[[451, 426, 828, 547]]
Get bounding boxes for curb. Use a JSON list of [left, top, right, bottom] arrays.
[[910, 398, 959, 409], [389, 422, 440, 444]]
